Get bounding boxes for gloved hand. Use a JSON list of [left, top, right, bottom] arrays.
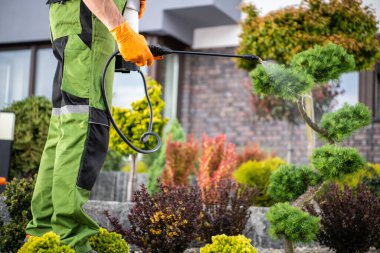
[[110, 21, 154, 66], [0, 177, 6, 185], [139, 0, 146, 19]]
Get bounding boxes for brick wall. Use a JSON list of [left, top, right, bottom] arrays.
[[179, 47, 380, 164]]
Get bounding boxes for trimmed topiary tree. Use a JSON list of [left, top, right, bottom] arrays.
[[2, 97, 52, 178], [250, 43, 372, 252]]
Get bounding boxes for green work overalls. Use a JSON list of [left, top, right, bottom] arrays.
[[25, 0, 127, 252]]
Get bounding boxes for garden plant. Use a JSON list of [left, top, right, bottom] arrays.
[[250, 41, 372, 252], [2, 97, 52, 178], [109, 78, 168, 201], [200, 234, 258, 253]]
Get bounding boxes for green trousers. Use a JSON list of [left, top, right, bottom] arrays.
[[26, 0, 127, 252]]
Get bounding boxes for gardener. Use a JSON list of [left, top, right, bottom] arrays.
[[25, 0, 156, 252]]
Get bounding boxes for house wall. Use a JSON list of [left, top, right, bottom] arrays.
[[179, 47, 380, 164]]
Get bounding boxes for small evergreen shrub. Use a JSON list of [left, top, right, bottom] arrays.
[[234, 157, 286, 206], [236, 143, 271, 167], [319, 103, 371, 143], [89, 228, 129, 253], [200, 234, 258, 253], [290, 43, 355, 83], [17, 232, 74, 253], [107, 183, 202, 253], [266, 203, 320, 243], [2, 96, 52, 178], [311, 145, 365, 179], [250, 64, 314, 101], [0, 177, 36, 252], [307, 184, 380, 253], [199, 179, 257, 244], [268, 165, 321, 202]]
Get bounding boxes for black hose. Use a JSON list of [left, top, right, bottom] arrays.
[[101, 50, 161, 154]]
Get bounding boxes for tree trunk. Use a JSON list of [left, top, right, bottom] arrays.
[[284, 238, 295, 253], [127, 154, 137, 202], [287, 123, 294, 163]]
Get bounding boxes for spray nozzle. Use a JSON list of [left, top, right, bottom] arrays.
[[149, 45, 174, 57]]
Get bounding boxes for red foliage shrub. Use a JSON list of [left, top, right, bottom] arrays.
[[161, 135, 199, 187], [196, 134, 237, 198]]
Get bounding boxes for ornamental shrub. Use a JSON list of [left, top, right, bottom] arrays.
[[107, 183, 202, 253], [236, 143, 271, 167], [234, 157, 286, 206], [200, 234, 258, 253], [89, 228, 129, 253], [311, 145, 366, 179], [161, 135, 199, 187], [250, 64, 314, 101], [196, 134, 237, 199], [238, 0, 380, 71], [290, 43, 355, 84], [266, 202, 320, 243], [0, 177, 36, 253], [268, 165, 321, 202], [2, 96, 52, 178], [199, 179, 257, 244], [307, 184, 380, 253], [319, 103, 371, 143], [17, 232, 74, 253], [147, 118, 186, 194]]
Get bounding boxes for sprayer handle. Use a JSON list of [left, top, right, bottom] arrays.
[[149, 45, 173, 57]]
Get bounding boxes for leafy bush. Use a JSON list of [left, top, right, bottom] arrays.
[[2, 96, 52, 178], [319, 103, 371, 143], [307, 184, 380, 253], [311, 145, 366, 179], [290, 43, 355, 84], [196, 134, 237, 198], [147, 118, 186, 194], [107, 183, 202, 253], [162, 135, 199, 187], [199, 179, 257, 244], [238, 0, 380, 71], [236, 143, 271, 166], [267, 202, 320, 243], [250, 64, 314, 101], [200, 234, 258, 253], [268, 165, 321, 202], [234, 157, 286, 206], [0, 177, 35, 253], [89, 228, 129, 253], [362, 164, 380, 199], [109, 79, 168, 157], [18, 232, 74, 253]]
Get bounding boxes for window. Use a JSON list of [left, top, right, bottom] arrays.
[[112, 66, 148, 109], [0, 50, 31, 109], [34, 48, 56, 99], [335, 72, 359, 110]]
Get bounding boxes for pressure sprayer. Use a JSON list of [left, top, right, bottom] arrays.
[[102, 0, 262, 154]]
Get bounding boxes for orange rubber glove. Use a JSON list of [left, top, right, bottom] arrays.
[[110, 21, 154, 66], [139, 0, 146, 19], [0, 177, 6, 185]]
